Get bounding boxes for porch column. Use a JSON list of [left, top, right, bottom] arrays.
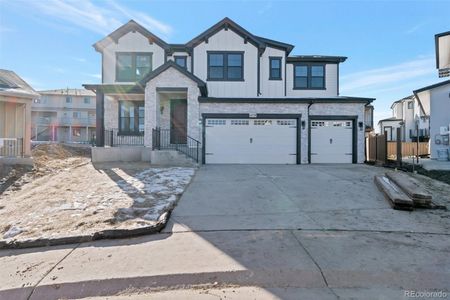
[[145, 86, 159, 148], [96, 91, 105, 147]]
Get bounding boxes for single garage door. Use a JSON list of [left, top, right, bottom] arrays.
[[205, 118, 297, 164], [310, 120, 353, 163]]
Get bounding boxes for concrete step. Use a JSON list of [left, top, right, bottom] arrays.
[[374, 175, 414, 211], [385, 172, 432, 208], [150, 150, 198, 167]]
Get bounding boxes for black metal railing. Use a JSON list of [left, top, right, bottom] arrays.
[[0, 138, 24, 157], [104, 129, 144, 147], [152, 127, 201, 163]]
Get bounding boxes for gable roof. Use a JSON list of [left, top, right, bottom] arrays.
[[413, 79, 450, 94], [139, 60, 207, 96], [254, 35, 294, 54], [39, 88, 95, 97], [0, 69, 39, 98], [93, 20, 170, 52], [390, 95, 414, 109], [186, 17, 265, 50], [378, 117, 403, 124]]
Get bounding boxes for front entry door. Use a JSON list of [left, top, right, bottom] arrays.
[[170, 99, 187, 144]]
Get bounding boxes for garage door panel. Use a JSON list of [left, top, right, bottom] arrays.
[[311, 120, 353, 164], [205, 118, 297, 164]]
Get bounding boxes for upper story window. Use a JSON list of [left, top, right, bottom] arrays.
[[73, 112, 81, 119], [119, 101, 145, 135], [294, 64, 325, 89], [207, 52, 243, 81], [116, 52, 152, 82], [66, 96, 72, 103], [174, 56, 187, 69], [84, 97, 91, 104], [407, 101, 413, 109], [269, 57, 282, 80]]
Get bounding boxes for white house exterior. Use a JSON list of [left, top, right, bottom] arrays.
[[0, 69, 39, 157], [32, 89, 96, 143], [378, 95, 429, 142], [414, 80, 450, 160], [84, 18, 374, 164]]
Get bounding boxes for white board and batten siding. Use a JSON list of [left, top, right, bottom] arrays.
[[192, 28, 258, 97], [102, 31, 166, 84], [310, 120, 353, 163], [167, 52, 192, 73], [259, 46, 286, 97], [205, 118, 297, 164], [286, 63, 338, 98]]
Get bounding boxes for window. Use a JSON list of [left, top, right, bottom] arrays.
[[294, 64, 325, 89], [269, 57, 282, 80], [119, 101, 145, 134], [207, 52, 243, 81], [230, 120, 249, 125], [116, 53, 152, 82], [407, 101, 413, 109], [34, 99, 40, 103], [84, 97, 91, 104], [73, 112, 81, 118], [174, 56, 187, 69], [66, 96, 72, 103]]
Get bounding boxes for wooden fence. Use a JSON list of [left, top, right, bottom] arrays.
[[387, 142, 429, 159], [366, 134, 387, 164]]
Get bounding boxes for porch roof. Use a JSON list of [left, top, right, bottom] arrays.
[[82, 84, 144, 94]]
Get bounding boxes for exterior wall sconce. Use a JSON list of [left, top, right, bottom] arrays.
[[358, 121, 364, 131], [301, 120, 306, 129]]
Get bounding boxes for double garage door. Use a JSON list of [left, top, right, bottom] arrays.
[[204, 117, 354, 164]]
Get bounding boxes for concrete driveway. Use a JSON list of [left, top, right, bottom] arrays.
[[165, 164, 450, 234], [2, 164, 449, 300]]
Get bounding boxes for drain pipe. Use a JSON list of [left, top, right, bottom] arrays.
[[307, 101, 313, 164]]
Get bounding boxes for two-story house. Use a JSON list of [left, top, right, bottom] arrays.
[[32, 89, 96, 143], [378, 95, 429, 142], [84, 18, 374, 164]]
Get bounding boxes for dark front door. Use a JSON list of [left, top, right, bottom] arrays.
[[170, 99, 187, 144]]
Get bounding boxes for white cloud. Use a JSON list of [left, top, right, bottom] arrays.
[[82, 73, 101, 79], [405, 22, 427, 34], [257, 1, 273, 15], [21, 0, 172, 37], [72, 57, 87, 63], [340, 57, 435, 94]]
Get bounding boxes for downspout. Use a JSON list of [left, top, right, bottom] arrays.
[[307, 101, 313, 164]]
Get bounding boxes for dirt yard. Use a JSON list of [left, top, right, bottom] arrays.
[[0, 144, 195, 241]]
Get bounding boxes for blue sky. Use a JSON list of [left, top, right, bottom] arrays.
[[0, 0, 449, 124]]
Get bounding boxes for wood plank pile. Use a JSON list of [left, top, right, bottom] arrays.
[[374, 171, 434, 211]]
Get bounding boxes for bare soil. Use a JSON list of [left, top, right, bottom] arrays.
[[0, 144, 194, 241]]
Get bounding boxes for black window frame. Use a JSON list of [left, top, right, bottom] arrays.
[[269, 57, 282, 80], [174, 55, 188, 69], [65, 96, 72, 103], [83, 96, 91, 104], [293, 63, 326, 90], [207, 51, 244, 81], [116, 52, 153, 82], [118, 100, 145, 136]]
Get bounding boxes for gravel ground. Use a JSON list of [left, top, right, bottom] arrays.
[[0, 144, 195, 242]]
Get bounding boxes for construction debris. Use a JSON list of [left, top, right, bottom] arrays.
[[374, 175, 414, 210], [386, 171, 432, 208]]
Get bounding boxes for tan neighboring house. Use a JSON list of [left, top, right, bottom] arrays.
[[0, 69, 38, 157], [32, 89, 96, 143]]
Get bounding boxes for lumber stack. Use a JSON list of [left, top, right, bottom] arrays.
[[374, 175, 414, 210], [385, 172, 432, 208]]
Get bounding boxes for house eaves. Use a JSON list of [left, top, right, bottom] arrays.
[[198, 96, 374, 104], [185, 17, 265, 51], [254, 35, 294, 55], [413, 79, 450, 116], [435, 31, 450, 69], [93, 20, 170, 53], [287, 55, 348, 63]]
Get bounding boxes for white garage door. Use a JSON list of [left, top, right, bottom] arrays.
[[205, 118, 297, 164], [310, 120, 353, 163]]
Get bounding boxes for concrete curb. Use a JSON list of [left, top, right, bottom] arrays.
[[0, 211, 170, 250]]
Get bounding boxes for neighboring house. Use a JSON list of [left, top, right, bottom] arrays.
[[32, 89, 96, 143], [378, 95, 429, 142], [0, 69, 38, 157], [84, 18, 374, 164], [414, 79, 450, 160]]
